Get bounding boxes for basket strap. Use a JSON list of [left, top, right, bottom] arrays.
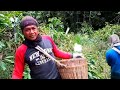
[[35, 45, 66, 67], [112, 47, 120, 54]]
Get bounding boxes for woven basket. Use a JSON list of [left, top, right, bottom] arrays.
[[57, 58, 88, 79]]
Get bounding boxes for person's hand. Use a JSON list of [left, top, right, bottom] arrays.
[[73, 53, 84, 58]]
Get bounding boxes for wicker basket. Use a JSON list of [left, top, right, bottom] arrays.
[[57, 58, 88, 79]]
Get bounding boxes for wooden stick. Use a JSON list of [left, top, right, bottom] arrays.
[[35, 45, 66, 67]]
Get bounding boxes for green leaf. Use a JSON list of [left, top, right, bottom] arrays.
[[5, 56, 14, 59], [6, 42, 11, 50], [5, 59, 14, 64], [0, 61, 6, 71]]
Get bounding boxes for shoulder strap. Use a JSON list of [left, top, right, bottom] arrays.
[[112, 47, 120, 54]]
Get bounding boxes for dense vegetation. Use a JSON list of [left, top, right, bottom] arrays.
[[0, 11, 120, 79]]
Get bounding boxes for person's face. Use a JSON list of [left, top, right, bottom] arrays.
[[23, 25, 39, 41]]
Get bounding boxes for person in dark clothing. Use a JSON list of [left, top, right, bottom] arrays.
[[106, 34, 120, 79], [12, 16, 82, 79]]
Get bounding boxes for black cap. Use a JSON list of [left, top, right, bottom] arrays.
[[20, 16, 38, 30]]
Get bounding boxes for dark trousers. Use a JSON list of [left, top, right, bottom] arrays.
[[111, 72, 120, 79]]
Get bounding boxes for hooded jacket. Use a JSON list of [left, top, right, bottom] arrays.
[[106, 45, 120, 79]]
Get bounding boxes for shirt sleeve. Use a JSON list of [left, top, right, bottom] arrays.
[[45, 35, 73, 59], [12, 45, 27, 79]]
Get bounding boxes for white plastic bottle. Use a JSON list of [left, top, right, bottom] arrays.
[[73, 43, 83, 58]]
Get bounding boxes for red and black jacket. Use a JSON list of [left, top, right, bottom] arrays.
[[12, 35, 72, 79]]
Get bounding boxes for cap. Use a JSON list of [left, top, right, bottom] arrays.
[[20, 16, 38, 30]]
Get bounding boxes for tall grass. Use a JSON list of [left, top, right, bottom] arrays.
[[1, 17, 120, 79]]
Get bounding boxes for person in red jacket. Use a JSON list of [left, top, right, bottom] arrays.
[[12, 16, 82, 79]]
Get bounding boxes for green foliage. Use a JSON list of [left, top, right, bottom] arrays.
[[48, 17, 64, 32], [4, 56, 14, 64], [22, 11, 120, 33], [40, 24, 110, 79], [0, 11, 119, 79], [85, 23, 120, 79], [0, 14, 11, 28], [80, 21, 93, 35], [0, 11, 24, 79], [0, 41, 5, 52], [0, 61, 6, 71], [23, 65, 31, 79], [92, 23, 120, 42]]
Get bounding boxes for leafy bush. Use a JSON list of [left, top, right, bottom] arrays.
[[1, 13, 120, 79]]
